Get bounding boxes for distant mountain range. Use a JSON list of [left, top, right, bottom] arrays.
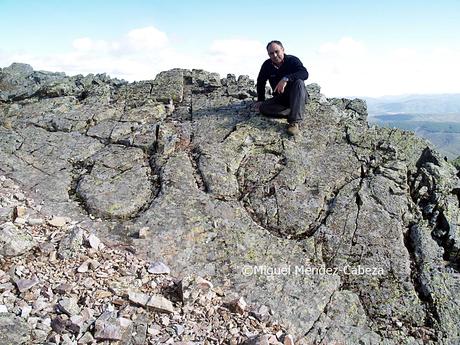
[[362, 94, 460, 159], [363, 93, 460, 116]]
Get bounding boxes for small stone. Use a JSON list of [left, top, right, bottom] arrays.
[[14, 217, 27, 225], [21, 305, 32, 318], [33, 297, 49, 312], [78, 331, 94, 344], [0, 305, 8, 313], [27, 218, 44, 225], [119, 317, 132, 328], [48, 216, 69, 227], [27, 316, 39, 328], [214, 286, 224, 296], [48, 334, 61, 344], [58, 228, 84, 259], [146, 295, 174, 313], [174, 324, 185, 336], [39, 317, 52, 329], [88, 259, 100, 269], [268, 334, 280, 344], [14, 192, 25, 201], [128, 291, 150, 306], [70, 315, 84, 327], [15, 275, 40, 292], [147, 325, 161, 336], [94, 311, 122, 341], [54, 283, 73, 294], [88, 234, 101, 250], [252, 304, 270, 321], [0, 222, 36, 257], [94, 290, 112, 299], [38, 242, 55, 254], [31, 329, 49, 344], [230, 327, 239, 335], [77, 261, 89, 273], [0, 313, 31, 344], [58, 297, 81, 316], [230, 297, 247, 314], [147, 261, 170, 274], [15, 266, 26, 277], [195, 276, 213, 290], [51, 316, 67, 334], [243, 334, 270, 345], [15, 206, 27, 218], [0, 282, 14, 291], [49, 251, 57, 261], [0, 269, 8, 282], [61, 334, 73, 344], [138, 226, 150, 239], [0, 207, 14, 222], [284, 334, 295, 345], [160, 315, 170, 326]]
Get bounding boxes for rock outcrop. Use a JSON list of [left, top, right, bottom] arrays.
[[1, 62, 460, 344]]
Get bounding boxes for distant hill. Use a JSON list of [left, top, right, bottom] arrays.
[[363, 94, 460, 159], [364, 94, 460, 115]]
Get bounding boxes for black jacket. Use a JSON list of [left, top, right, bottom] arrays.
[[256, 54, 308, 101]]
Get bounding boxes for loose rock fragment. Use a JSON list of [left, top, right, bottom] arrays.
[[229, 297, 247, 315], [284, 334, 295, 345], [15, 275, 40, 292], [146, 295, 174, 314], [0, 222, 35, 257], [138, 226, 150, 239], [94, 311, 123, 341], [87, 234, 101, 250], [147, 261, 171, 274], [58, 297, 81, 316], [47, 216, 69, 227], [242, 334, 270, 345], [128, 291, 150, 306], [58, 228, 84, 259], [78, 332, 95, 344], [0, 313, 31, 344]]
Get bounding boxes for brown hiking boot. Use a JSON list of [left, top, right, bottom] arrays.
[[287, 122, 301, 136]]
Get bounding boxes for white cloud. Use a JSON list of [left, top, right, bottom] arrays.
[[71, 26, 169, 56], [2, 29, 459, 98], [122, 26, 169, 52], [0, 27, 263, 83], [309, 37, 460, 97], [203, 39, 266, 79]]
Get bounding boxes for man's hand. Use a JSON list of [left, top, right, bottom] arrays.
[[253, 101, 263, 113], [274, 79, 288, 94]]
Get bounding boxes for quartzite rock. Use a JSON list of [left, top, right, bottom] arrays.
[[1, 63, 460, 344], [0, 313, 30, 344], [0, 222, 35, 257]]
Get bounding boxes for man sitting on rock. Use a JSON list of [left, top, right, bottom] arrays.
[[254, 40, 309, 136]]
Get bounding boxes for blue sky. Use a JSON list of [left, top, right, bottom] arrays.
[[1, 0, 459, 97]]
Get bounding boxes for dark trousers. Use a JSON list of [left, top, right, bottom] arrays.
[[259, 79, 307, 124]]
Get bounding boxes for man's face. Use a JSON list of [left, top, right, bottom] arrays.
[[267, 43, 285, 66]]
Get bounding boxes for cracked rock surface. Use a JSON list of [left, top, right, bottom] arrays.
[[2, 62, 460, 344]]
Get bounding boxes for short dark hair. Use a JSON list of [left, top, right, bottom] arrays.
[[266, 40, 284, 50]]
